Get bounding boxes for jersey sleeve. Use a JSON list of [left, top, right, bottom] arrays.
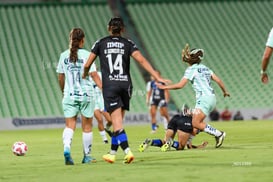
[[146, 81, 151, 92], [56, 54, 64, 73], [128, 39, 139, 55], [91, 40, 100, 55], [266, 28, 273, 48], [183, 67, 194, 81]]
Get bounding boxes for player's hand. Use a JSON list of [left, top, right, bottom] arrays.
[[224, 92, 230, 97], [261, 73, 269, 84], [82, 72, 88, 79], [155, 82, 165, 89], [156, 77, 172, 85]]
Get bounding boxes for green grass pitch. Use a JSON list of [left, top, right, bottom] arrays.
[[1, 120, 273, 182]]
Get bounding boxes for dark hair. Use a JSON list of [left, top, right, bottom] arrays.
[[108, 17, 124, 34], [183, 47, 204, 65], [188, 48, 204, 64], [69, 28, 85, 63]]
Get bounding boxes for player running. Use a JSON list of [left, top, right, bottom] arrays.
[[157, 44, 230, 148], [57, 28, 101, 165], [147, 70, 170, 133], [82, 17, 169, 164]]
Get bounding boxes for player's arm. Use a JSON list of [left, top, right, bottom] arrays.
[[83, 53, 97, 78], [132, 50, 170, 84], [164, 88, 170, 103], [211, 73, 230, 97], [187, 142, 208, 149], [90, 71, 102, 89], [58, 73, 65, 95], [261, 46, 273, 84], [186, 133, 208, 149], [146, 88, 152, 105], [157, 77, 188, 90]]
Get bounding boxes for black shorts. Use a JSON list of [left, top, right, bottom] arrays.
[[150, 99, 167, 107], [167, 114, 193, 133], [102, 85, 132, 113]]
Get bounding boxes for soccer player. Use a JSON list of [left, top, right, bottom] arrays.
[[261, 27, 273, 84], [157, 44, 230, 148], [82, 17, 169, 164], [92, 70, 111, 143], [57, 28, 101, 165], [139, 110, 208, 152], [147, 70, 170, 133]]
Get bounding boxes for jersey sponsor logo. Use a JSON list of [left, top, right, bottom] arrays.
[[109, 74, 128, 81], [104, 48, 125, 54], [110, 102, 118, 106], [197, 67, 209, 73], [107, 42, 124, 49], [64, 58, 84, 64]]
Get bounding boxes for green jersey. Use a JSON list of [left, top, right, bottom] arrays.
[[56, 49, 96, 101], [266, 27, 273, 48], [183, 63, 215, 99]]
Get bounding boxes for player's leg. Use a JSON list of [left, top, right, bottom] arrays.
[[193, 96, 226, 148], [176, 130, 191, 150], [103, 111, 112, 130], [150, 105, 158, 133], [161, 129, 177, 151], [80, 101, 96, 164], [159, 105, 169, 131], [108, 108, 134, 163], [103, 111, 113, 137], [63, 116, 76, 165], [62, 99, 79, 165], [94, 109, 108, 143]]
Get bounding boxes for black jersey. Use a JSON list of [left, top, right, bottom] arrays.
[[91, 36, 138, 88], [150, 80, 165, 100]]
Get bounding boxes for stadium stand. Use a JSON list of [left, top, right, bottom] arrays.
[[127, 0, 273, 110], [0, 2, 148, 118], [1, 0, 273, 118]]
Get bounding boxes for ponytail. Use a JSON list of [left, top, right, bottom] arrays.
[[69, 28, 85, 63]]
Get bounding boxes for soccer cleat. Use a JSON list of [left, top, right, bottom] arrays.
[[104, 128, 113, 137], [104, 140, 109, 144], [102, 153, 116, 163], [82, 155, 97, 164], [64, 148, 74, 165], [123, 150, 134, 164], [161, 139, 172, 152], [139, 138, 151, 152], [215, 131, 226, 148], [150, 130, 157, 134]]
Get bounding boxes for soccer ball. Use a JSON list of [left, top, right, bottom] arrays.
[[12, 141, 28, 156]]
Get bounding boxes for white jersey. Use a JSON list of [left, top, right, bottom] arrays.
[[183, 63, 215, 99], [92, 71, 103, 95], [266, 27, 273, 48], [56, 49, 96, 101], [91, 71, 105, 111]]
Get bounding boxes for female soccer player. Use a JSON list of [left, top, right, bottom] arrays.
[[57, 28, 101, 165], [92, 70, 112, 143], [261, 27, 273, 84], [157, 44, 230, 148], [139, 112, 208, 152], [147, 70, 170, 132], [82, 17, 169, 164]]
